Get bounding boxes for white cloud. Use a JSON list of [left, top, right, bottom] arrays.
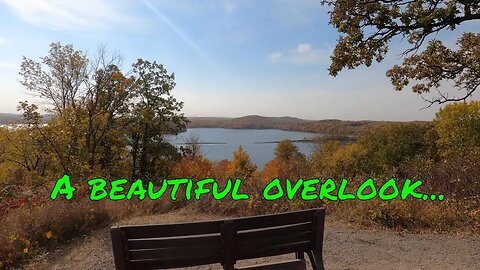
[[0, 36, 5, 45], [297, 43, 312, 53], [0, 0, 137, 30], [268, 52, 283, 62], [222, 1, 238, 15], [269, 43, 331, 65], [0, 62, 16, 68], [271, 0, 325, 25]]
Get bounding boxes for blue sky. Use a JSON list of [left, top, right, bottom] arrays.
[[0, 0, 476, 120]]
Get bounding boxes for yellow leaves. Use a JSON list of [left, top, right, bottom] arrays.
[[227, 146, 257, 181], [9, 234, 33, 256], [9, 234, 17, 243], [46, 230, 54, 239], [434, 101, 480, 158], [274, 140, 303, 161]]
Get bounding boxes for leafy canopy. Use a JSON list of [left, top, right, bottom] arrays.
[[16, 42, 187, 180], [433, 100, 480, 157], [321, 0, 480, 105]]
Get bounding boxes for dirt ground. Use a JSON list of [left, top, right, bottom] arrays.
[[24, 210, 479, 270]]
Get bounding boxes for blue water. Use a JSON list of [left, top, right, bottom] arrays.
[[166, 128, 319, 168]]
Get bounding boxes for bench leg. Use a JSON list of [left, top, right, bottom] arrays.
[[307, 250, 324, 270], [295, 251, 304, 260]]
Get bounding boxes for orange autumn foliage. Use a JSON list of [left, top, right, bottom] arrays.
[[172, 156, 213, 180]]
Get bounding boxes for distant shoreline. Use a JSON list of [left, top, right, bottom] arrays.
[[2, 114, 429, 140], [177, 142, 228, 145], [254, 138, 316, 144]]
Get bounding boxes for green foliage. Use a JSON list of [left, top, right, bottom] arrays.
[[12, 43, 187, 182], [433, 101, 480, 158], [0, 116, 55, 186], [19, 42, 88, 114], [388, 33, 480, 105], [358, 123, 430, 175], [274, 140, 305, 161], [84, 62, 133, 176], [310, 123, 431, 177], [310, 140, 367, 178], [321, 0, 480, 104], [128, 59, 189, 179]]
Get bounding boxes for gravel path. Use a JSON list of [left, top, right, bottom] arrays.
[[24, 211, 479, 270]]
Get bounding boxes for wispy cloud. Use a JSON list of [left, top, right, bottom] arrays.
[[141, 0, 220, 69], [0, 36, 6, 45], [269, 43, 331, 65], [0, 0, 137, 30], [222, 0, 239, 15], [151, 0, 245, 14], [0, 62, 16, 68], [271, 0, 324, 25]]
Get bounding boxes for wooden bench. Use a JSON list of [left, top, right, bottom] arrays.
[[111, 208, 325, 270]]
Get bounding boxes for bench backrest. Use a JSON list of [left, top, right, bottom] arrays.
[[111, 208, 325, 270]]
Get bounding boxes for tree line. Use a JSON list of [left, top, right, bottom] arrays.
[[0, 43, 188, 185]]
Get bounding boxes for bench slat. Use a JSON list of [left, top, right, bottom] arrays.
[[233, 209, 316, 231], [129, 245, 221, 261], [128, 234, 221, 250], [237, 240, 311, 260], [123, 220, 222, 239], [130, 256, 220, 269], [237, 222, 311, 241], [239, 231, 312, 252]]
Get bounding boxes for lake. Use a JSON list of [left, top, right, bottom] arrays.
[[166, 128, 320, 168]]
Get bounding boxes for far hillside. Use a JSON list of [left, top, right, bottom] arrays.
[[188, 115, 429, 137], [1, 113, 429, 138], [0, 113, 53, 124], [0, 113, 23, 124]]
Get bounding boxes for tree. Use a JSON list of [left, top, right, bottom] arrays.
[[0, 126, 52, 185], [180, 135, 203, 158], [128, 59, 189, 179], [173, 156, 213, 180], [227, 146, 258, 181], [309, 123, 431, 178], [321, 0, 480, 105], [20, 42, 88, 114], [309, 139, 342, 176], [309, 139, 369, 178], [274, 140, 305, 161], [263, 140, 309, 181], [18, 44, 133, 178], [17, 42, 188, 181], [84, 55, 133, 173], [358, 123, 430, 175], [433, 100, 480, 157], [212, 159, 231, 183]]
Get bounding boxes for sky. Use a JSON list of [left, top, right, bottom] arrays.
[[0, 0, 477, 121]]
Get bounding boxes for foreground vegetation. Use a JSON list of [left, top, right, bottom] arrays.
[[0, 42, 478, 269], [1, 102, 479, 268]]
